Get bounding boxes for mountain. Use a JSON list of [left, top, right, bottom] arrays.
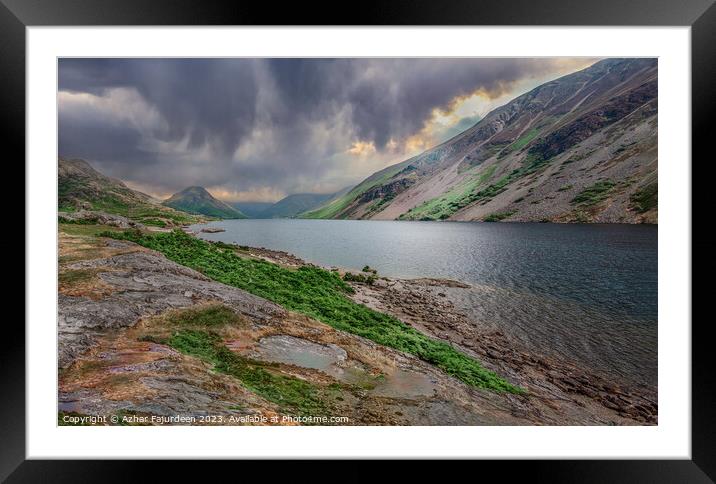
[[59, 157, 154, 209], [163, 186, 246, 219], [260, 193, 335, 218], [302, 58, 657, 224], [230, 201, 273, 218], [58, 157, 202, 226]]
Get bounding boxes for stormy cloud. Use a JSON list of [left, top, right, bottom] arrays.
[[58, 57, 597, 201]]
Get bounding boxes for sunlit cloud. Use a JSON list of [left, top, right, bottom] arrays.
[[206, 186, 286, 203], [347, 140, 377, 157]]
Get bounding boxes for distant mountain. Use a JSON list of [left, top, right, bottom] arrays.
[[230, 201, 273, 218], [260, 193, 334, 218], [58, 157, 202, 226], [164, 186, 246, 219], [303, 58, 657, 224]]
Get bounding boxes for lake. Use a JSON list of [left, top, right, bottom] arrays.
[[191, 219, 657, 388]]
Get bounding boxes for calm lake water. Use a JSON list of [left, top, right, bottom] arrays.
[[191, 219, 657, 388]]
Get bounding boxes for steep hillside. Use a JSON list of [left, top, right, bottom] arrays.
[[260, 193, 334, 218], [302, 160, 414, 219], [164, 186, 246, 219], [231, 202, 273, 218], [304, 58, 658, 223], [58, 157, 203, 227]]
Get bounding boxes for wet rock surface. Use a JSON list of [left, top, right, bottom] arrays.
[[58, 232, 655, 425], [351, 278, 657, 424], [59, 234, 536, 425]]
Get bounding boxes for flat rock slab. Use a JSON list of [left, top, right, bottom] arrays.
[[59, 250, 285, 368]]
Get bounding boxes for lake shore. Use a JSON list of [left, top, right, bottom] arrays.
[[216, 240, 657, 424], [58, 223, 656, 425]]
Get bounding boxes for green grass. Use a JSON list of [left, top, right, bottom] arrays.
[[58, 268, 96, 285], [58, 216, 95, 225], [483, 210, 516, 222], [59, 222, 125, 237], [507, 127, 540, 152], [141, 218, 168, 228], [571, 180, 616, 206], [402, 150, 558, 221], [400, 166, 496, 221], [343, 272, 377, 285], [630, 182, 657, 213], [104, 229, 522, 394], [121, 205, 205, 226], [95, 199, 204, 226], [168, 329, 330, 416], [165, 304, 244, 327]]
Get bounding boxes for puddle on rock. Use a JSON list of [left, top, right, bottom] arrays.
[[246, 334, 436, 399], [371, 369, 436, 398], [250, 335, 347, 371]]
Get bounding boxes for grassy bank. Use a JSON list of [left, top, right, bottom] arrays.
[[104, 229, 522, 393]]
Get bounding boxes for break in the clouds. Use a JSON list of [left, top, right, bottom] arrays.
[[58, 58, 597, 202]]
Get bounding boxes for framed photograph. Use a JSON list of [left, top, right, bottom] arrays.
[[7, 0, 714, 479]]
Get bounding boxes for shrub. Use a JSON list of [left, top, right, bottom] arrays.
[[571, 180, 616, 206], [484, 210, 516, 222]]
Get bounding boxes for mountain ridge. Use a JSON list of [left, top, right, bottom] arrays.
[[58, 157, 204, 227], [259, 192, 338, 218], [302, 58, 658, 224], [164, 186, 246, 219], [230, 201, 274, 218]]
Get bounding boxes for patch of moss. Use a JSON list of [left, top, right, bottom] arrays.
[[164, 304, 244, 327], [58, 269, 96, 285]]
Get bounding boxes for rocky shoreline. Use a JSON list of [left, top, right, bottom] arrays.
[[58, 224, 656, 425], [222, 243, 657, 424], [351, 278, 657, 424]]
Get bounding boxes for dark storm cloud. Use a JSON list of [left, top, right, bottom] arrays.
[[60, 58, 259, 156], [58, 58, 594, 200]]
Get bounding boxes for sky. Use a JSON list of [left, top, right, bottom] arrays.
[[58, 57, 598, 202]]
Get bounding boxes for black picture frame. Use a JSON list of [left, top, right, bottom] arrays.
[[5, 0, 714, 480]]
